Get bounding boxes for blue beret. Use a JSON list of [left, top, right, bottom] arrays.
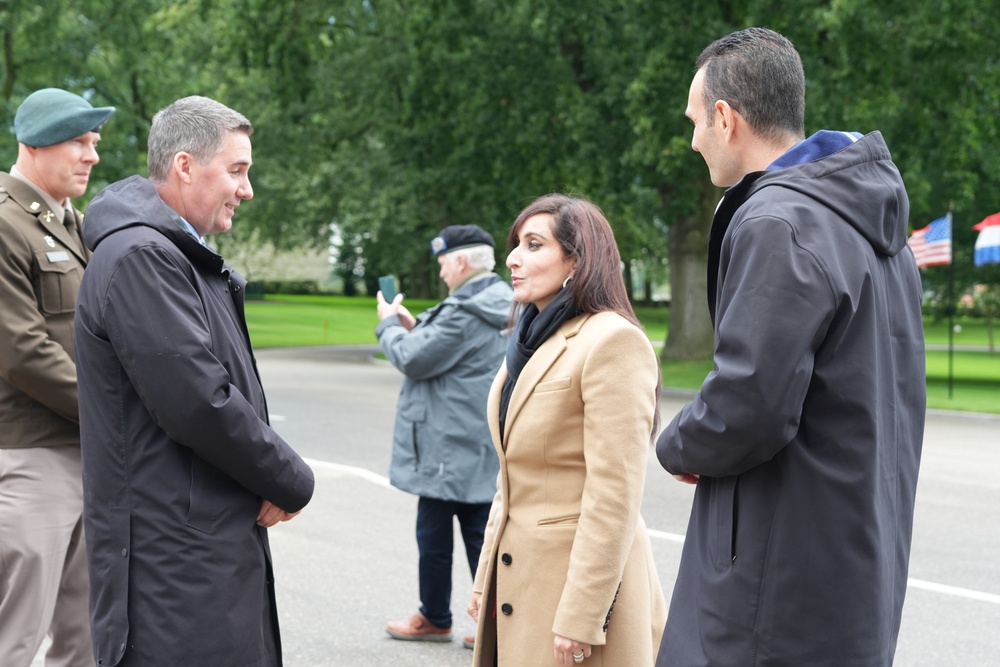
[[430, 224, 495, 255], [14, 88, 115, 147]]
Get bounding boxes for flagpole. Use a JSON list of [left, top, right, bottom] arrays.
[[947, 210, 955, 400]]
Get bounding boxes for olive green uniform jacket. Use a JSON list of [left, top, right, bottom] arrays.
[[0, 172, 88, 449]]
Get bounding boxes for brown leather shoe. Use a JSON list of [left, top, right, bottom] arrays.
[[386, 612, 452, 642], [463, 635, 475, 649]]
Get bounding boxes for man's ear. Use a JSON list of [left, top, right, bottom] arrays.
[[715, 100, 739, 142], [173, 152, 195, 184]]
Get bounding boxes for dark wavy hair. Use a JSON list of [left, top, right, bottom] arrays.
[[507, 194, 661, 435], [508, 194, 639, 325]]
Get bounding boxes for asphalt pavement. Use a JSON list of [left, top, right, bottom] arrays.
[[258, 346, 1000, 667], [33, 345, 1000, 666]]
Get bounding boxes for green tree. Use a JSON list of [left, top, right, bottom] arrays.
[[3, 0, 999, 360]]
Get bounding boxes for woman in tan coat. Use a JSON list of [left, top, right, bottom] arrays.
[[468, 194, 666, 666]]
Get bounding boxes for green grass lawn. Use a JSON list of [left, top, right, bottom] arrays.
[[925, 350, 1000, 413], [922, 316, 997, 346], [657, 351, 1000, 414], [245, 294, 999, 414], [244, 294, 438, 347]]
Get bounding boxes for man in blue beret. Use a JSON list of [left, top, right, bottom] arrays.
[[0, 87, 114, 667], [376, 224, 512, 650]]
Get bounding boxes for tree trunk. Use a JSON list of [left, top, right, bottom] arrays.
[[661, 177, 718, 361], [623, 258, 635, 300]]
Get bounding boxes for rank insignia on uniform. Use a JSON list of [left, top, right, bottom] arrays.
[[45, 235, 56, 248], [30, 201, 41, 210]]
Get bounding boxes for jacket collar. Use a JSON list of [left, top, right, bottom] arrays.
[[706, 171, 766, 324], [0, 172, 87, 264], [496, 313, 590, 448]]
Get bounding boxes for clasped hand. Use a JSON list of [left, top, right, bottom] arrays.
[[257, 499, 300, 527]]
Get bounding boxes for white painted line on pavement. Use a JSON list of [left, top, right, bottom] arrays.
[[306, 459, 1000, 607], [906, 578, 1000, 605], [644, 530, 1000, 606], [304, 457, 393, 488], [646, 528, 685, 543]]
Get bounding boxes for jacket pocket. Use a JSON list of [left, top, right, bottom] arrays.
[[399, 402, 426, 469], [33, 250, 81, 314], [537, 513, 580, 527], [710, 476, 739, 568], [185, 457, 234, 534], [534, 377, 572, 393]]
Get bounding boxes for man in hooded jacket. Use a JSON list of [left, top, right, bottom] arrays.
[[74, 96, 314, 667], [655, 28, 926, 666], [376, 225, 512, 649]]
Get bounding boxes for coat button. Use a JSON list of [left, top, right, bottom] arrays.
[[121, 548, 128, 557], [501, 553, 512, 565], [501, 603, 513, 615]]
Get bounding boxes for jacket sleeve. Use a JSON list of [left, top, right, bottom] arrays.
[[0, 221, 79, 421], [553, 322, 658, 645], [376, 302, 478, 380], [100, 245, 313, 512], [657, 214, 835, 478]]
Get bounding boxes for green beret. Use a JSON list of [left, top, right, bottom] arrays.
[[14, 88, 115, 147]]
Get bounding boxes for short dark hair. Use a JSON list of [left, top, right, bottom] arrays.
[[696, 27, 805, 144]]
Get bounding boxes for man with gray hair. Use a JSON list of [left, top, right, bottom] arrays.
[[376, 224, 512, 650], [74, 96, 315, 667]]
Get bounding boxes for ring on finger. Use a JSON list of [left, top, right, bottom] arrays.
[[572, 651, 585, 663]]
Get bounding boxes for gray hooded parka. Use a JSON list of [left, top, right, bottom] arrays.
[[376, 274, 511, 503]]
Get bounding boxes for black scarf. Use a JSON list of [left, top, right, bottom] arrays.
[[499, 287, 580, 439]]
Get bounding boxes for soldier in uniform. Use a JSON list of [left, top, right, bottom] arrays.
[[0, 87, 114, 667]]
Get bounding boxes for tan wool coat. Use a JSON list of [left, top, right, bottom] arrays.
[[472, 311, 666, 667]]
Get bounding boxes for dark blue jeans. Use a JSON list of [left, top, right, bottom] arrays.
[[416, 496, 491, 629]]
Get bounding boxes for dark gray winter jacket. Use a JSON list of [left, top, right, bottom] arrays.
[[75, 175, 314, 667], [657, 132, 926, 666]]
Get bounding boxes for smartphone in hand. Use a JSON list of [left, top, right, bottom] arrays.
[[378, 275, 397, 303]]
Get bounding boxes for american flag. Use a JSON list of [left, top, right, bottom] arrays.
[[907, 214, 952, 268]]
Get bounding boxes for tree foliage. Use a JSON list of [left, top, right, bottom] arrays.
[[2, 0, 998, 359]]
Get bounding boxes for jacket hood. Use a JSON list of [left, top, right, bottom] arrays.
[[82, 175, 206, 255], [751, 131, 909, 257], [450, 274, 513, 328]]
